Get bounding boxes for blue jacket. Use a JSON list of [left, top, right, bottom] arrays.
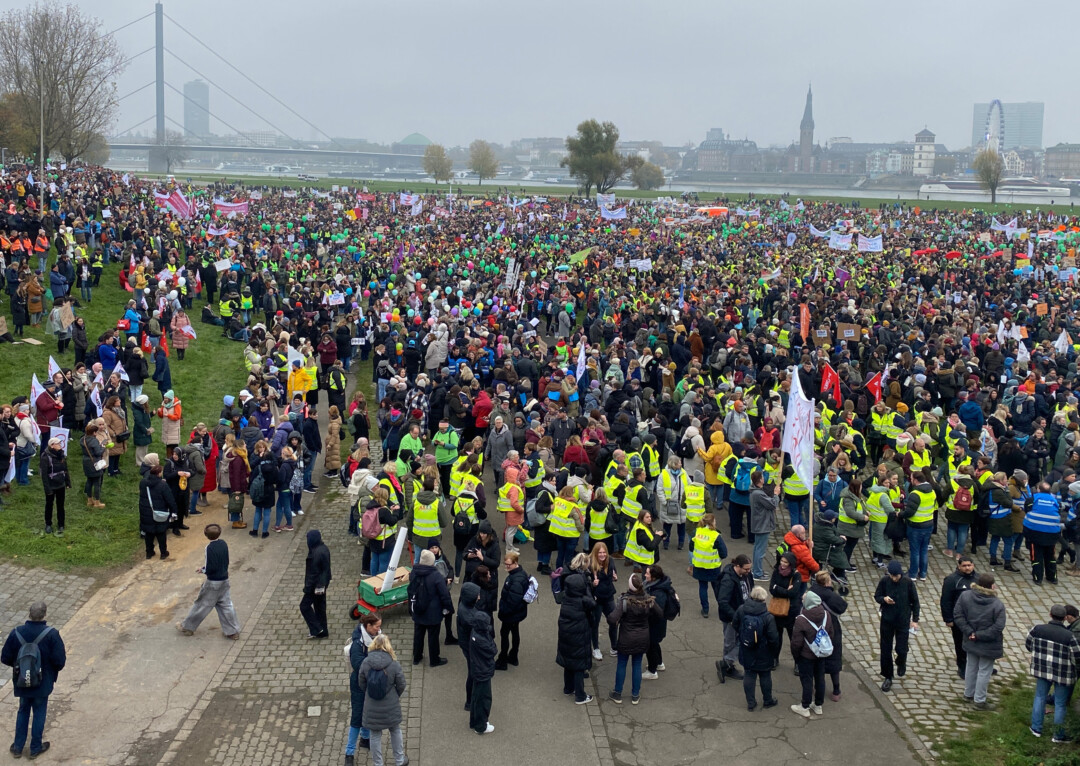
[[814, 477, 847, 513], [1, 621, 66, 699], [957, 400, 985, 432], [123, 308, 141, 336], [98, 342, 119, 371], [49, 270, 69, 297]]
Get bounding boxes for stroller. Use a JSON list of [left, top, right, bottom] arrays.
[[812, 537, 852, 596]]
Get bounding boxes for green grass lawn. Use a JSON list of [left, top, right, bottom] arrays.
[[0, 263, 248, 570], [940, 676, 1080, 765], [151, 170, 1070, 215]]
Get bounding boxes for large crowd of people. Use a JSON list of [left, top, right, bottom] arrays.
[[3, 164, 1080, 759]]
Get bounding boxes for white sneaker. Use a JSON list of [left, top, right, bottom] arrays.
[[296, 510, 304, 516], [810, 703, 823, 715], [656, 663, 666, 672], [609, 648, 618, 657], [790, 704, 811, 718], [592, 648, 603, 661], [641, 671, 659, 680], [478, 723, 495, 735]]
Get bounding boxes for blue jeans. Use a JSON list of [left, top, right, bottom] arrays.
[[946, 522, 969, 554], [13, 696, 48, 755], [372, 548, 393, 575], [346, 725, 371, 756], [275, 491, 293, 527], [1031, 677, 1070, 738], [698, 579, 721, 613], [708, 483, 724, 510], [786, 496, 809, 528], [556, 537, 577, 570], [990, 533, 1023, 561], [304, 455, 318, 489], [614, 652, 643, 697], [906, 525, 932, 578], [253, 505, 272, 534], [752, 533, 770, 579], [16, 454, 31, 485]]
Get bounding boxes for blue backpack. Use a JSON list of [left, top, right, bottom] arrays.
[[735, 463, 753, 493]]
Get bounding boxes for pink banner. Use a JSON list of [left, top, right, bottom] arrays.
[[213, 200, 249, 217]]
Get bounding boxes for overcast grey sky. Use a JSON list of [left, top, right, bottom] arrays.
[[81, 0, 1074, 150]]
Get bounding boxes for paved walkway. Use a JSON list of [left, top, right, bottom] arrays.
[[2, 452, 1067, 763]]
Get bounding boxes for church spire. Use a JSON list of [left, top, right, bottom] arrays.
[[800, 84, 814, 132]]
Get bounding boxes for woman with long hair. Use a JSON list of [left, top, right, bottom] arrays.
[[102, 395, 128, 476], [606, 573, 663, 705], [80, 423, 107, 508], [227, 440, 251, 530], [588, 542, 619, 659], [357, 634, 408, 766], [349, 390, 370, 441]]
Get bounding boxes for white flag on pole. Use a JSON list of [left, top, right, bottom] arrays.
[[30, 373, 46, 405], [47, 356, 61, 380], [112, 360, 130, 382], [780, 368, 816, 494], [575, 342, 587, 381]]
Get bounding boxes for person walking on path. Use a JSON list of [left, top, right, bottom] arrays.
[[495, 551, 530, 671], [1, 601, 66, 760], [176, 525, 241, 640], [139, 459, 175, 560], [356, 634, 409, 766], [301, 530, 331, 639], [874, 560, 920, 692], [346, 613, 382, 764], [952, 572, 1006, 710], [1026, 604, 1080, 743], [940, 556, 978, 679], [716, 554, 753, 682], [789, 590, 837, 718]]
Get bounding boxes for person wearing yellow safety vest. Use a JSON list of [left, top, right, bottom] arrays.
[[781, 463, 811, 529], [945, 443, 972, 482], [726, 455, 759, 541], [585, 487, 618, 551], [656, 457, 690, 551], [549, 486, 585, 570], [943, 470, 976, 559], [901, 470, 941, 580], [902, 438, 933, 484], [497, 465, 526, 554], [690, 514, 728, 617], [866, 476, 897, 567], [837, 478, 869, 567], [612, 468, 651, 558], [405, 475, 451, 565], [868, 401, 899, 464], [641, 434, 661, 489], [530, 477, 558, 575], [365, 485, 404, 575], [624, 509, 663, 569], [451, 484, 482, 577]]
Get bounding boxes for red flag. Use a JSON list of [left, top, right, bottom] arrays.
[[160, 332, 170, 358], [865, 372, 882, 404], [799, 303, 810, 341], [820, 363, 841, 406]]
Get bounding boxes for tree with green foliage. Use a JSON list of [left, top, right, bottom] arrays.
[[423, 143, 453, 183], [561, 119, 637, 196], [632, 161, 665, 190], [468, 139, 498, 185], [973, 148, 1005, 204]]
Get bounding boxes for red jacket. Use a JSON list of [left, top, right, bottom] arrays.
[[35, 391, 61, 427], [472, 392, 493, 430], [783, 530, 820, 583]]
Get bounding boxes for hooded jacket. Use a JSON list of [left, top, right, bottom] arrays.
[[357, 649, 407, 730], [408, 562, 453, 626], [783, 530, 820, 583], [303, 530, 331, 593], [716, 562, 754, 623], [953, 584, 1006, 659], [556, 572, 596, 671], [700, 430, 732, 486], [461, 582, 497, 682], [732, 597, 780, 671], [607, 586, 661, 656], [790, 603, 836, 661]]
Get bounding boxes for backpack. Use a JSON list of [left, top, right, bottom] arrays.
[[523, 576, 540, 604], [248, 470, 267, 505], [361, 507, 383, 540], [662, 586, 681, 621], [13, 627, 52, 690], [676, 436, 695, 460], [339, 463, 352, 488], [735, 463, 753, 493], [453, 499, 475, 536], [856, 390, 870, 416], [365, 666, 391, 701], [800, 613, 833, 658], [952, 485, 973, 512], [740, 612, 765, 651]]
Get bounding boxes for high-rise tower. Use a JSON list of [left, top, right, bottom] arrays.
[[799, 85, 814, 173]]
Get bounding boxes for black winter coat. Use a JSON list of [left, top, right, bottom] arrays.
[[303, 530, 332, 594], [40, 447, 70, 493], [732, 598, 780, 671], [608, 590, 662, 656], [498, 566, 530, 624], [645, 575, 676, 642], [138, 473, 177, 534], [556, 573, 596, 671], [717, 563, 753, 623], [1, 620, 66, 699], [408, 563, 453, 626], [464, 533, 501, 587]]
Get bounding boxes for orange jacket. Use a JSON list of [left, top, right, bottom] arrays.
[[783, 530, 820, 583]]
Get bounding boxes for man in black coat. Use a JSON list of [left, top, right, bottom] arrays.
[[716, 554, 753, 681], [732, 587, 780, 711], [1, 601, 66, 759], [139, 461, 176, 559], [874, 560, 920, 691], [409, 549, 453, 666], [940, 556, 978, 679], [300, 529, 331, 638], [461, 582, 497, 735]]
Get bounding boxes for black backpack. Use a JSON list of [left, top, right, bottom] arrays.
[[453, 500, 474, 536], [365, 666, 391, 701], [248, 469, 267, 505], [740, 612, 765, 650], [662, 586, 681, 621], [13, 627, 52, 689], [676, 436, 695, 460]]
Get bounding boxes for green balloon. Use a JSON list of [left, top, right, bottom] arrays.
[[299, 227, 305, 234], [287, 223, 293, 229]]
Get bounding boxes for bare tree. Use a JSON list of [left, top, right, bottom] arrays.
[[0, 2, 126, 165], [972, 148, 1005, 204], [158, 129, 188, 174]]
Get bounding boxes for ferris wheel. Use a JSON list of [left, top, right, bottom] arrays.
[[983, 100, 1005, 153]]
